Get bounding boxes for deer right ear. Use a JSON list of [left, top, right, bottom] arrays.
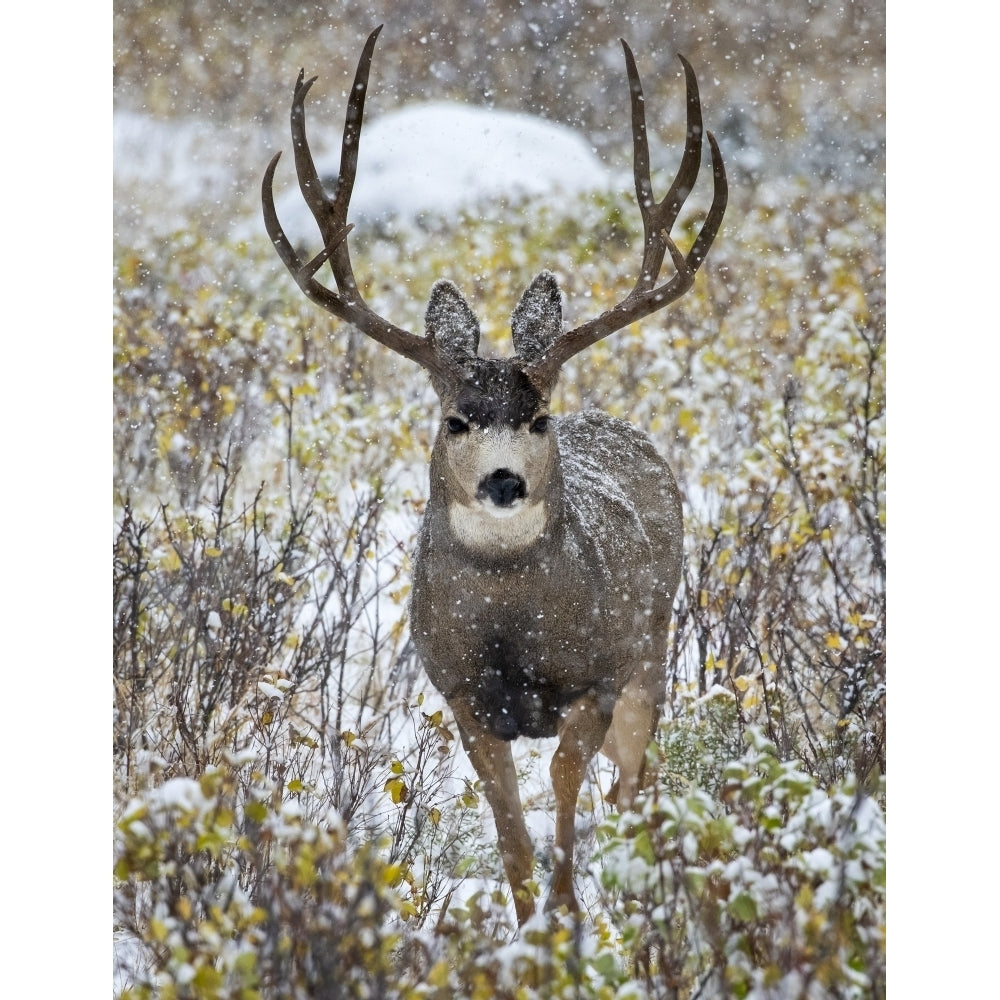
[[425, 280, 481, 364], [511, 270, 563, 364]]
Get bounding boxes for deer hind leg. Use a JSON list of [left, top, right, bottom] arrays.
[[600, 660, 665, 808], [449, 699, 536, 925], [546, 689, 616, 914]]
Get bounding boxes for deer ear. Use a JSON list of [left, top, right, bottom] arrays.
[[425, 280, 481, 364], [511, 270, 562, 363]]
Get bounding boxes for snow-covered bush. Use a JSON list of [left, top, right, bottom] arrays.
[[596, 729, 885, 999], [115, 765, 413, 998], [114, 728, 885, 999]]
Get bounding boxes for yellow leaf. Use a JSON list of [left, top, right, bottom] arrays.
[[733, 675, 750, 692], [678, 409, 699, 435], [159, 549, 182, 572], [382, 863, 405, 886], [245, 800, 267, 823], [384, 777, 408, 804], [205, 546, 222, 558], [390, 760, 405, 775], [192, 966, 223, 991], [427, 960, 451, 988]]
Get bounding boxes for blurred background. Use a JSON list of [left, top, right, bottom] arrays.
[[113, 0, 884, 245]]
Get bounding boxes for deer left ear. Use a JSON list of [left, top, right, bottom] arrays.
[[511, 270, 563, 364], [426, 280, 481, 365]]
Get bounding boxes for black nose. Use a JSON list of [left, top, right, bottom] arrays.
[[478, 468, 527, 507]]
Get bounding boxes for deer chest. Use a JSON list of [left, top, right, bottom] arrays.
[[410, 549, 655, 739]]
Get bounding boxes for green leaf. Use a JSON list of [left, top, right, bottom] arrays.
[[729, 892, 758, 922]]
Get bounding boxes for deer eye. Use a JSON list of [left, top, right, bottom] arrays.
[[446, 416, 470, 435], [530, 415, 549, 434]]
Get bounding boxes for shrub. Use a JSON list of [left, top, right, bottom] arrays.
[[596, 729, 885, 1000]]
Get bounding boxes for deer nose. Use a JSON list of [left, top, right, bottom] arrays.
[[478, 468, 527, 507]]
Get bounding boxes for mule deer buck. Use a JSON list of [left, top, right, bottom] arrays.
[[262, 25, 726, 924]]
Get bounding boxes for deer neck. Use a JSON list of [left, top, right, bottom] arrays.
[[447, 492, 550, 555]]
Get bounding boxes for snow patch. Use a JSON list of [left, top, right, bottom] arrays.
[[115, 101, 618, 245], [265, 101, 615, 240]]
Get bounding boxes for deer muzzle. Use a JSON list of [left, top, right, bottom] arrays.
[[477, 468, 528, 508]]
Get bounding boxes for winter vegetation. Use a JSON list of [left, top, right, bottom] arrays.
[[113, 2, 885, 997]]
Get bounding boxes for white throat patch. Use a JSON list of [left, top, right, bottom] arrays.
[[448, 498, 547, 553]]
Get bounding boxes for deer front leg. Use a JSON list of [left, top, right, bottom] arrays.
[[546, 689, 615, 914], [449, 698, 536, 925]]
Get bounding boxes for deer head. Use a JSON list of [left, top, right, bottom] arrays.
[[263, 24, 727, 925]]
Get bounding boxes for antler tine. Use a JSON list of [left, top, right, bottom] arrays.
[[290, 25, 382, 301], [688, 131, 728, 271], [262, 25, 446, 377], [531, 45, 727, 381], [262, 159, 375, 322], [260, 161, 353, 304], [626, 45, 703, 295]]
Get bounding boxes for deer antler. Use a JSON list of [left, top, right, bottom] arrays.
[[528, 42, 728, 383], [263, 30, 726, 385], [261, 25, 446, 377]]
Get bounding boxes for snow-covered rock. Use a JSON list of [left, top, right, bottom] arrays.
[[268, 101, 614, 239], [115, 101, 618, 244]]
